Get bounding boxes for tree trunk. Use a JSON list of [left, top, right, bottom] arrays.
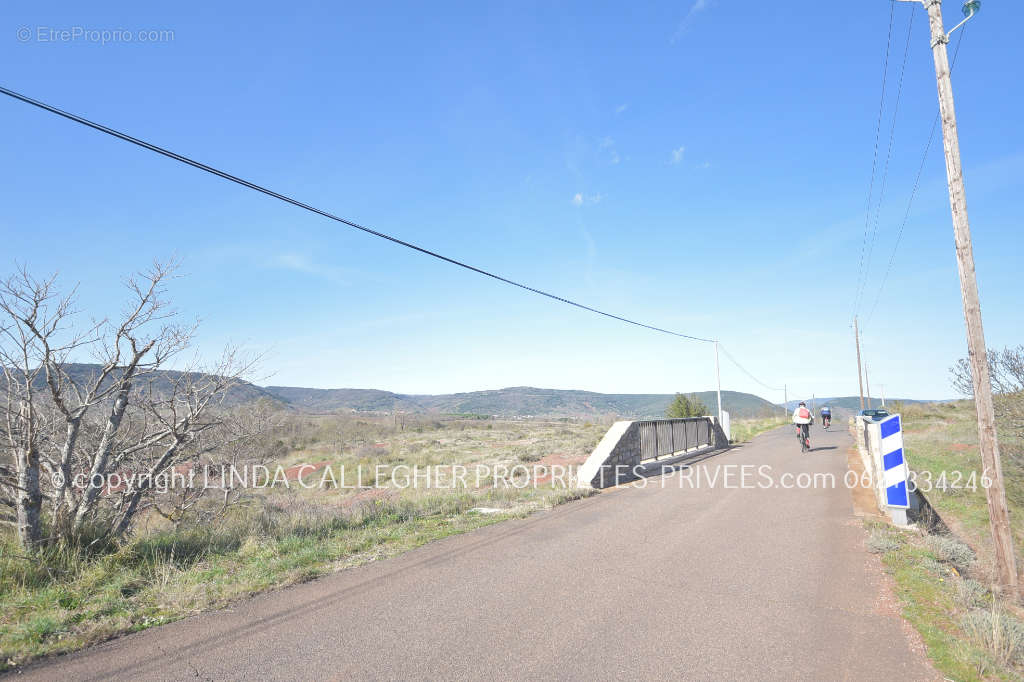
[[51, 416, 81, 533], [112, 437, 184, 537], [74, 385, 132, 527], [16, 447, 42, 549]]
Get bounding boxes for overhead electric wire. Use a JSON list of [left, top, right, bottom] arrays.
[[856, 4, 916, 315], [718, 344, 782, 392], [0, 85, 718, 344], [852, 0, 897, 319], [863, 24, 968, 329]]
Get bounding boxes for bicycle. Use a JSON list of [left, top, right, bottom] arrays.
[[821, 415, 831, 430], [796, 423, 810, 452]]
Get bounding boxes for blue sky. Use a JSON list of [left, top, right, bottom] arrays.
[[1, 0, 1022, 403]]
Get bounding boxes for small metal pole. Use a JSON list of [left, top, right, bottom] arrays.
[[714, 341, 723, 423]]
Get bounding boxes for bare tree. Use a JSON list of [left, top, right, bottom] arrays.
[[150, 398, 282, 528], [951, 345, 1024, 442], [0, 261, 259, 550]]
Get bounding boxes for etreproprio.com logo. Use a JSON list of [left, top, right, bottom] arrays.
[[17, 26, 175, 45]]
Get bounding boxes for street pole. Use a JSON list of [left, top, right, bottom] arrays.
[[854, 316, 865, 411], [909, 0, 1017, 594], [880, 384, 887, 407], [784, 384, 788, 416], [714, 341, 723, 422], [865, 364, 872, 410]]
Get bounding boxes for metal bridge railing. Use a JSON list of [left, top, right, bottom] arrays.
[[576, 415, 727, 488], [636, 417, 713, 461]]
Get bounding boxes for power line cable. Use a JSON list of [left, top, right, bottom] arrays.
[[718, 344, 783, 392], [863, 24, 967, 328], [0, 84, 717, 344], [856, 4, 916, 314], [852, 0, 897, 319]]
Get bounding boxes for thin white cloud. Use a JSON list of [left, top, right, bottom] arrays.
[[670, 146, 686, 164], [615, 103, 629, 115], [600, 137, 621, 165], [274, 252, 349, 284], [572, 193, 584, 206], [572, 193, 602, 207], [672, 0, 714, 43]]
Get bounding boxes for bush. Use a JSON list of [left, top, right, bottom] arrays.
[[866, 528, 902, 554], [926, 535, 976, 571], [666, 393, 708, 418], [921, 556, 951, 577], [961, 608, 1024, 667], [955, 578, 991, 609], [518, 449, 544, 463]]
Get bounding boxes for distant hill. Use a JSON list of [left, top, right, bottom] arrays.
[[261, 385, 780, 419], [782, 396, 942, 413], [262, 387, 404, 413], [15, 363, 283, 408], [9, 362, 781, 419]]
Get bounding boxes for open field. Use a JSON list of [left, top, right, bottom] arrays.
[[865, 399, 1024, 681], [0, 415, 605, 670], [729, 414, 789, 443], [896, 400, 1024, 575]]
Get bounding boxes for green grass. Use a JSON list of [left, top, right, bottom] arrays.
[[868, 521, 1021, 681], [897, 400, 1024, 571], [729, 415, 788, 444]]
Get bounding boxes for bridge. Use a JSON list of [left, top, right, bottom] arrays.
[[576, 415, 727, 488]]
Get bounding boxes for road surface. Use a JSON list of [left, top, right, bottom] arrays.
[[10, 422, 937, 681]]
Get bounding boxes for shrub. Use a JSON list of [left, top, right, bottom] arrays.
[[921, 556, 951, 577], [666, 393, 709, 418], [955, 578, 990, 609], [961, 608, 1024, 667], [926, 535, 976, 571], [518, 449, 544, 463], [866, 529, 902, 554]]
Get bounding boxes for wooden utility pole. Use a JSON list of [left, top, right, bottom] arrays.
[[913, 0, 1017, 593], [865, 364, 872, 410], [854, 316, 865, 411]]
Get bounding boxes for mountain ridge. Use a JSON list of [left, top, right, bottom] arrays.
[[260, 385, 781, 419], [781, 396, 946, 412], [28, 364, 949, 419]]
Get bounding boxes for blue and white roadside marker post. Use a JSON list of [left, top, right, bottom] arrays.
[[878, 414, 910, 525]]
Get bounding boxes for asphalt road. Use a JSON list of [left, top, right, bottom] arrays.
[[10, 422, 937, 681]]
